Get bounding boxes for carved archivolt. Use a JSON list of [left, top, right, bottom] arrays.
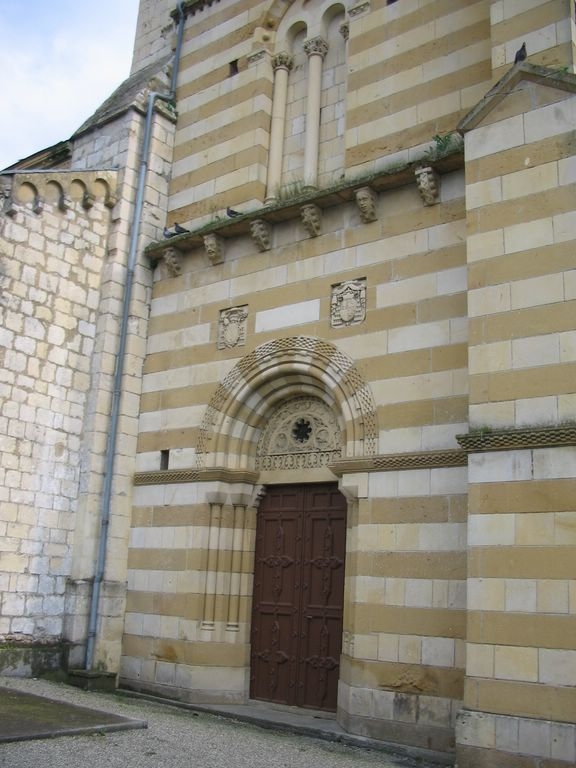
[[196, 336, 378, 469], [256, 396, 342, 470]]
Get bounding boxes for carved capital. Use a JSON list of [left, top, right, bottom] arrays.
[[303, 36, 328, 59], [301, 204, 322, 237], [339, 21, 349, 41], [272, 51, 294, 71], [204, 233, 224, 264], [415, 166, 440, 206], [162, 246, 182, 276], [355, 186, 377, 222], [250, 219, 272, 251]]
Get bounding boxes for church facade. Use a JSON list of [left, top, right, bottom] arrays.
[[1, 2, 576, 766]]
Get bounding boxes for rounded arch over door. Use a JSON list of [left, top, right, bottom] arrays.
[[196, 336, 377, 469]]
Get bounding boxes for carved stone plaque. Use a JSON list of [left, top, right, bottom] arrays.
[[331, 278, 366, 327], [218, 306, 248, 349]]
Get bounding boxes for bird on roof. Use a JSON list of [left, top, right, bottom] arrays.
[[174, 223, 189, 234], [226, 207, 242, 217], [514, 42, 527, 63]]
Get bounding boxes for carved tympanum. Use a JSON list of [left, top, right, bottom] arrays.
[[256, 396, 341, 470]]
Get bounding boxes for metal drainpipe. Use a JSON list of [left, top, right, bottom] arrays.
[[85, 0, 186, 671]]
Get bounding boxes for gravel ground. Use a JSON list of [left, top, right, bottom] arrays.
[[0, 678, 431, 768]]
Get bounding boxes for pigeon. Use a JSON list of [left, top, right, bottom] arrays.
[[174, 222, 189, 234], [514, 42, 527, 63], [226, 207, 242, 217], [163, 226, 177, 238]]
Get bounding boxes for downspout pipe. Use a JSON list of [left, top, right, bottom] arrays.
[[85, 0, 186, 671]]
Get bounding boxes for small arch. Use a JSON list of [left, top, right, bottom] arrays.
[[196, 336, 377, 470], [45, 180, 63, 204], [16, 181, 38, 204]]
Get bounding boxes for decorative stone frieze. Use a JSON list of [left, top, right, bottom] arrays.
[[204, 233, 224, 264], [133, 467, 259, 486], [330, 449, 467, 476], [354, 186, 377, 222], [456, 424, 576, 453], [415, 166, 440, 205], [218, 305, 248, 349], [301, 203, 322, 237], [256, 396, 342, 471], [303, 36, 329, 59], [272, 51, 294, 71], [331, 279, 366, 328], [162, 246, 182, 277], [250, 219, 272, 251]]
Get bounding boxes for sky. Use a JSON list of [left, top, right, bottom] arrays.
[[0, 0, 140, 169]]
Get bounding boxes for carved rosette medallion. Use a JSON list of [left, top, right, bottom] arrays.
[[256, 397, 341, 470], [218, 306, 248, 349], [331, 278, 366, 327]]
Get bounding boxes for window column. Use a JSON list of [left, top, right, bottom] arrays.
[[265, 52, 294, 203], [303, 36, 328, 190]]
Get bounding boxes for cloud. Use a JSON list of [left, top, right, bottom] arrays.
[[0, 1, 140, 169]]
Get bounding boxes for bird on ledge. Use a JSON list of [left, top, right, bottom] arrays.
[[514, 42, 527, 63], [226, 207, 242, 217], [163, 223, 189, 238]]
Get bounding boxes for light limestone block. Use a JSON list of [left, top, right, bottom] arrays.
[[533, 446, 576, 480], [466, 228, 504, 264], [504, 217, 553, 256], [502, 162, 558, 201], [469, 341, 512, 375], [468, 283, 511, 317], [468, 451, 532, 484], [466, 177, 503, 210], [254, 299, 320, 333], [494, 645, 538, 682], [539, 649, 576, 686], [467, 643, 495, 678], [505, 579, 537, 613], [465, 115, 524, 161], [512, 334, 559, 369]]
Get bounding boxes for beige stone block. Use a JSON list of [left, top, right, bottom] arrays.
[[553, 210, 576, 245], [468, 451, 532, 485], [467, 643, 495, 678], [539, 649, 576, 686], [468, 283, 511, 317], [533, 446, 576, 480], [516, 396, 558, 427], [377, 633, 399, 663], [502, 162, 558, 201], [469, 341, 511, 375], [398, 635, 422, 664], [512, 333, 559, 369], [467, 229, 504, 264], [537, 580, 569, 613], [468, 578, 506, 611], [353, 633, 379, 661], [494, 645, 538, 682], [505, 579, 537, 613], [466, 115, 525, 161], [469, 401, 515, 429], [515, 513, 554, 546], [467, 177, 503, 210], [422, 636, 455, 667], [504, 218, 554, 257], [554, 512, 576, 545], [525, 98, 576, 144]]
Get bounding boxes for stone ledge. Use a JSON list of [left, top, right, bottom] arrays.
[[456, 425, 576, 453]]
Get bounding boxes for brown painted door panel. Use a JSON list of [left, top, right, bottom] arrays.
[[250, 484, 346, 711]]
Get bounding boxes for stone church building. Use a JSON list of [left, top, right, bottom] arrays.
[[1, 1, 576, 765]]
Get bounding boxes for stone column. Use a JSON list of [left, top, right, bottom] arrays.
[[265, 52, 294, 203], [303, 36, 328, 190]]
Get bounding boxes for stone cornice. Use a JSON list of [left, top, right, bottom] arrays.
[[145, 150, 463, 261], [171, 0, 221, 20], [456, 425, 576, 453], [330, 449, 467, 475], [134, 467, 259, 486]]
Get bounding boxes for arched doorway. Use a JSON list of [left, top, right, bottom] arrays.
[[250, 482, 346, 711]]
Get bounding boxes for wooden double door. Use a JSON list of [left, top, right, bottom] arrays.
[[250, 483, 347, 711]]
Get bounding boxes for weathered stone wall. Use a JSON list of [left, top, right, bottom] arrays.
[[0, 172, 117, 644]]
